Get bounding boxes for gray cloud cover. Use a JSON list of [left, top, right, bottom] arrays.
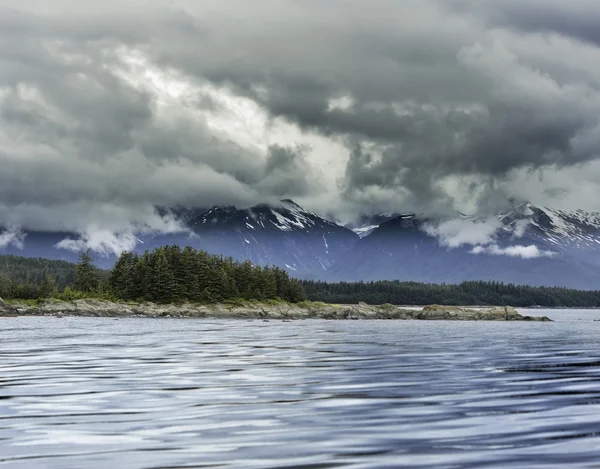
[[2, 0, 600, 234]]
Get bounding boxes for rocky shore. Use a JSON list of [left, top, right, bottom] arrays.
[[0, 297, 552, 321]]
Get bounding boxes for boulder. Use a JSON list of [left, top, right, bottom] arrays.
[[396, 304, 552, 321], [0, 297, 18, 316]]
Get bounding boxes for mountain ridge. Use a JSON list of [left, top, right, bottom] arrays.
[[3, 201, 600, 288]]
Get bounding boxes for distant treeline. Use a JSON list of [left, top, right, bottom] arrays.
[[0, 248, 306, 304], [301, 280, 600, 307], [0, 255, 76, 299]]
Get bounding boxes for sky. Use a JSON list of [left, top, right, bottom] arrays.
[[3, 0, 600, 236]]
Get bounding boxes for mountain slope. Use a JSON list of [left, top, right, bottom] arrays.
[[181, 200, 359, 277]]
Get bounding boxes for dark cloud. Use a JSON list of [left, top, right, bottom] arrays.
[[454, 0, 600, 48], [2, 0, 600, 237], [0, 1, 327, 232]]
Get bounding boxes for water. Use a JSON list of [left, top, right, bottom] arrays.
[[2, 309, 600, 468]]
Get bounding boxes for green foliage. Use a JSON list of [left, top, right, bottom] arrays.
[[38, 274, 58, 298], [55, 286, 88, 301], [301, 279, 600, 307]]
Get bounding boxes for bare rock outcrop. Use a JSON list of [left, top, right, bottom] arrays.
[[0, 297, 18, 316]]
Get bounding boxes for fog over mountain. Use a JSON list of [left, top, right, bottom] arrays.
[[3, 0, 600, 245]]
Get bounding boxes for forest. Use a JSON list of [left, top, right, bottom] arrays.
[[0, 248, 306, 304], [301, 280, 600, 307], [3, 251, 600, 307], [0, 255, 76, 300]]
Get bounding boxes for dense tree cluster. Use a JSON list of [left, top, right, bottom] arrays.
[[302, 280, 600, 308], [108, 246, 306, 303]]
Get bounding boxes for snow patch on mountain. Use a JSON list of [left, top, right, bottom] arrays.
[[346, 213, 407, 238], [352, 225, 380, 238]]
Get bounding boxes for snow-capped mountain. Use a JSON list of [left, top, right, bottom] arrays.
[[328, 204, 600, 289], [178, 199, 359, 276], [499, 203, 600, 250]]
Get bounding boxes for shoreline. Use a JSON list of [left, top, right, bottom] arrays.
[[1, 298, 552, 321]]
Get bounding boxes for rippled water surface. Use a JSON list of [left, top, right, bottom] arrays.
[[2, 310, 600, 468]]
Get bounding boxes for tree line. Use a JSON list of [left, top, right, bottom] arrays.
[[0, 247, 307, 304], [4, 251, 600, 307], [301, 280, 600, 307]]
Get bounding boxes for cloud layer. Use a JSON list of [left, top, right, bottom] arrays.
[[3, 0, 600, 235], [471, 244, 555, 260]]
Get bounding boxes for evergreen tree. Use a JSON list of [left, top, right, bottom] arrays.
[[0, 275, 14, 299], [110, 252, 135, 300], [130, 252, 149, 300], [287, 280, 307, 303], [261, 267, 278, 299], [180, 246, 199, 301], [38, 274, 57, 298], [152, 250, 176, 303], [74, 249, 100, 293]]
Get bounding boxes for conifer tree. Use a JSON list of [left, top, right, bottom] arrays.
[[180, 246, 199, 301], [110, 252, 135, 300], [74, 249, 100, 293], [262, 267, 278, 299], [153, 250, 175, 303], [130, 252, 149, 300]]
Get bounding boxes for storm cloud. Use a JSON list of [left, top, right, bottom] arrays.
[[2, 0, 600, 235]]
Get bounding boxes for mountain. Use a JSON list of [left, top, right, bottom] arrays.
[[498, 203, 600, 266], [328, 204, 600, 289], [175, 199, 359, 277], [0, 200, 359, 277]]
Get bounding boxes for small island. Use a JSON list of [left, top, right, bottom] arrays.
[[1, 297, 551, 321]]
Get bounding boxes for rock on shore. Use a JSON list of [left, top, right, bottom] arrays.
[[0, 297, 18, 316], [0, 299, 552, 321]]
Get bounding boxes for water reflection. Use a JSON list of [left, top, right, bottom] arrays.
[[1, 310, 600, 468]]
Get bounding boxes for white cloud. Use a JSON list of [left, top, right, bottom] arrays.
[[56, 230, 141, 257], [512, 219, 531, 238], [0, 229, 26, 249], [471, 244, 555, 259], [425, 216, 556, 259], [423, 218, 502, 248]]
